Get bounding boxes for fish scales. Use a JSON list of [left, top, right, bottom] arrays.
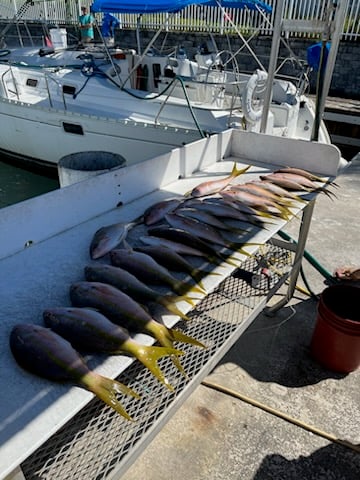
[[85, 264, 190, 320], [165, 212, 229, 248], [90, 221, 137, 260], [109, 248, 204, 296], [69, 281, 205, 375], [174, 207, 246, 233], [43, 307, 184, 391], [188, 163, 250, 197], [144, 198, 182, 226], [134, 245, 207, 286], [10, 323, 138, 420]]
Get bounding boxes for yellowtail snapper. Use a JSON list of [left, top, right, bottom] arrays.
[[43, 307, 184, 391], [9, 323, 139, 420]]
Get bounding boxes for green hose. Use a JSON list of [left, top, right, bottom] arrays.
[[278, 229, 337, 284]]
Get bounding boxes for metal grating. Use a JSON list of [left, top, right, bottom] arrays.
[[20, 242, 293, 480]]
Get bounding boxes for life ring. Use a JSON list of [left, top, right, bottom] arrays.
[[242, 69, 268, 124]]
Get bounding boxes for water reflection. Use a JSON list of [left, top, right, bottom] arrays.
[[0, 155, 59, 208]]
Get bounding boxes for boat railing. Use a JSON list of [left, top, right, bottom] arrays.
[[153, 73, 245, 134], [0, 63, 68, 110], [43, 71, 67, 110], [1, 65, 20, 99]]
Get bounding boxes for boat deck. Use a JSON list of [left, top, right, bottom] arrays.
[[0, 130, 344, 480]]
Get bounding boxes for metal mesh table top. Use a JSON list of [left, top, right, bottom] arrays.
[[21, 243, 293, 480]]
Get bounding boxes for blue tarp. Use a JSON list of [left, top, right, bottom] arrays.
[[91, 0, 272, 15], [307, 42, 331, 72]]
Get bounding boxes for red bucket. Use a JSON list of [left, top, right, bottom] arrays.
[[310, 284, 360, 373]]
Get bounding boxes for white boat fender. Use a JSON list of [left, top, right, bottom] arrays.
[[242, 69, 268, 124]]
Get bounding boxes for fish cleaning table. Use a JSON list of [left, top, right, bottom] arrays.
[[0, 130, 343, 480]]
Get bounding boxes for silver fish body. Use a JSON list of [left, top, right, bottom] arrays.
[[189, 164, 250, 197], [144, 198, 182, 226], [165, 212, 229, 248], [90, 221, 136, 260]]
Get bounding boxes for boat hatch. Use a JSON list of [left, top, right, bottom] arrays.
[[62, 85, 76, 95], [26, 78, 38, 87], [62, 122, 84, 135]]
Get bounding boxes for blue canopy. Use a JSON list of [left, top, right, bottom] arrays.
[[91, 0, 272, 15]]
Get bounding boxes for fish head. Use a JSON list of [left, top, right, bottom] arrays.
[[43, 308, 61, 327]]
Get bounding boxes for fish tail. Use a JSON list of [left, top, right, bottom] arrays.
[[231, 163, 251, 180], [208, 271, 223, 277], [190, 269, 207, 290], [219, 253, 241, 267], [316, 186, 337, 199], [152, 327, 188, 378], [169, 328, 207, 348], [136, 345, 184, 391], [82, 372, 139, 421], [170, 355, 189, 378], [227, 225, 247, 234], [158, 297, 191, 321], [228, 244, 255, 258], [173, 280, 206, 296]]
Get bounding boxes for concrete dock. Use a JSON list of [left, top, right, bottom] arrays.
[[121, 153, 360, 480]]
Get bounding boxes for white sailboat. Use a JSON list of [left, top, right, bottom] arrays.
[[0, 0, 341, 169]]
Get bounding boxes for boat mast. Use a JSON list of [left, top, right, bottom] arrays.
[[260, 0, 285, 134]]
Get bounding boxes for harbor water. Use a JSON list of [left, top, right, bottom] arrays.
[[0, 154, 59, 209]]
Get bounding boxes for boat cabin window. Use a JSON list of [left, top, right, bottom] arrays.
[[62, 123, 84, 135], [62, 85, 76, 95], [26, 78, 38, 87]]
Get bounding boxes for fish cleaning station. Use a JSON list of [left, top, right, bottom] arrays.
[[0, 129, 346, 480]]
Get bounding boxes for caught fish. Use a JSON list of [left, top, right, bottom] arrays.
[[221, 189, 292, 219], [174, 207, 246, 234], [144, 198, 183, 226], [85, 264, 190, 321], [70, 282, 206, 376], [147, 226, 239, 267], [110, 248, 205, 297], [164, 212, 255, 257], [90, 221, 138, 260], [273, 166, 337, 186], [140, 235, 214, 260], [187, 163, 250, 197], [184, 198, 266, 227], [165, 212, 231, 248], [10, 323, 138, 420], [134, 244, 216, 288], [251, 180, 307, 203], [43, 307, 183, 391], [260, 173, 335, 198], [232, 182, 295, 207]]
